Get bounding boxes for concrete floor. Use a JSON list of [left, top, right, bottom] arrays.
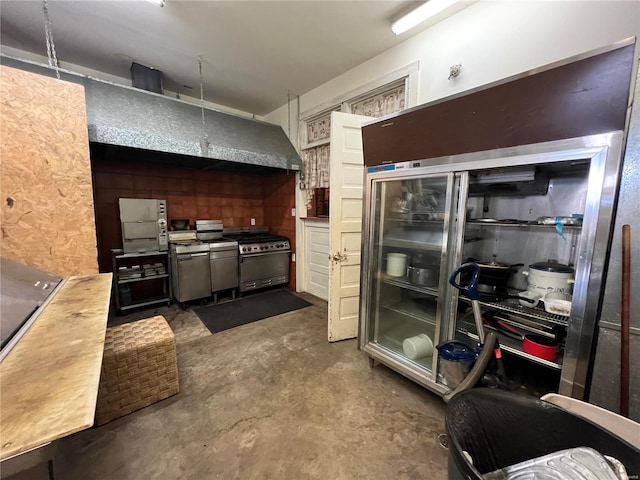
[[12, 290, 449, 480]]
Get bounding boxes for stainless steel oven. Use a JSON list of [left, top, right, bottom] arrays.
[[119, 198, 168, 253], [224, 230, 291, 292], [239, 250, 291, 292]]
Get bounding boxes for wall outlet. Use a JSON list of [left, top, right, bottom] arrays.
[[291, 208, 296, 217], [292, 253, 296, 262], [250, 218, 256, 225]]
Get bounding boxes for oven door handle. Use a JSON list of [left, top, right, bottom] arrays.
[[240, 251, 292, 261]]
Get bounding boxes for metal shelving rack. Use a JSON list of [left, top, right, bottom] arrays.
[[111, 250, 171, 313], [456, 314, 564, 370], [455, 296, 568, 370], [458, 296, 569, 327]]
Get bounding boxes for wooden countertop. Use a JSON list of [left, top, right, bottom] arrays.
[[0, 273, 112, 460]]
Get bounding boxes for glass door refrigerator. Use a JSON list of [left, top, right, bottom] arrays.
[[359, 132, 625, 399]]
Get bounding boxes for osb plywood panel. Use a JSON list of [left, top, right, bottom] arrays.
[[0, 66, 98, 276]]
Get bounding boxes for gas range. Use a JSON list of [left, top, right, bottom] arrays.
[[223, 231, 291, 255], [223, 228, 292, 292], [233, 234, 290, 255]]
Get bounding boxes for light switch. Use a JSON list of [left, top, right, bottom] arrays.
[[292, 253, 296, 262], [291, 208, 296, 216], [251, 218, 256, 225]]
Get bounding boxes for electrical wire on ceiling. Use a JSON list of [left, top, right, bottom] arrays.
[[42, 0, 60, 79]]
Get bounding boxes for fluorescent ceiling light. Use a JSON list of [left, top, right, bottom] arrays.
[[391, 0, 458, 35], [146, 0, 165, 6]]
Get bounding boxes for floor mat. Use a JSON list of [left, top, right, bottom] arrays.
[[194, 289, 312, 333]]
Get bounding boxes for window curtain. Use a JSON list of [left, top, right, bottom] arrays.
[[301, 84, 405, 211], [303, 145, 330, 208], [351, 85, 405, 117]]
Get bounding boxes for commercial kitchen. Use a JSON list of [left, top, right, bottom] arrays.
[[1, 1, 639, 479]]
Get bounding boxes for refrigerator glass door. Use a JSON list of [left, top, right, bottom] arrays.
[[360, 133, 625, 398], [364, 173, 458, 374]]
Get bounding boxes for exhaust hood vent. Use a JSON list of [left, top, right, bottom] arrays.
[[130, 62, 163, 95], [1, 55, 302, 173]]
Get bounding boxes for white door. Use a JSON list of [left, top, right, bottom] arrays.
[[305, 223, 330, 301], [328, 112, 371, 342]]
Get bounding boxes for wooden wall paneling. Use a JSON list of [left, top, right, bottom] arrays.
[[0, 65, 98, 276], [362, 42, 636, 166]]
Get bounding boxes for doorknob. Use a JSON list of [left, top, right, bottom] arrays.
[[330, 250, 348, 263]]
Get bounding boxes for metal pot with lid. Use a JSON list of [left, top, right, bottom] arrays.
[[522, 261, 575, 296], [465, 258, 523, 289]]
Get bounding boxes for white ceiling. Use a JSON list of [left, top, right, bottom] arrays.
[[0, 0, 469, 116]]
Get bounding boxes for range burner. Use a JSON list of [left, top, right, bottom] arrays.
[[223, 232, 290, 255], [224, 233, 287, 243]]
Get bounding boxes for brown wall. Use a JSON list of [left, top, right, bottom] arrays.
[[0, 65, 98, 276], [264, 173, 297, 288], [91, 156, 297, 289]]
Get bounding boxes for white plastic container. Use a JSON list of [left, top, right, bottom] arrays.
[[402, 334, 434, 360], [386, 253, 407, 277]]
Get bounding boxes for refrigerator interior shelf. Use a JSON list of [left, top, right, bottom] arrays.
[[382, 227, 444, 252], [381, 239, 443, 252], [386, 220, 445, 228], [458, 296, 569, 327], [382, 235, 482, 252], [456, 316, 563, 370], [466, 220, 582, 230], [382, 275, 439, 297], [382, 301, 437, 326]]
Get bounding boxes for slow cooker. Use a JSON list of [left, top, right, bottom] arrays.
[[522, 262, 574, 296]]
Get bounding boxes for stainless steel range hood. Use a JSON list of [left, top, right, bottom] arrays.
[[1, 55, 302, 172]]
